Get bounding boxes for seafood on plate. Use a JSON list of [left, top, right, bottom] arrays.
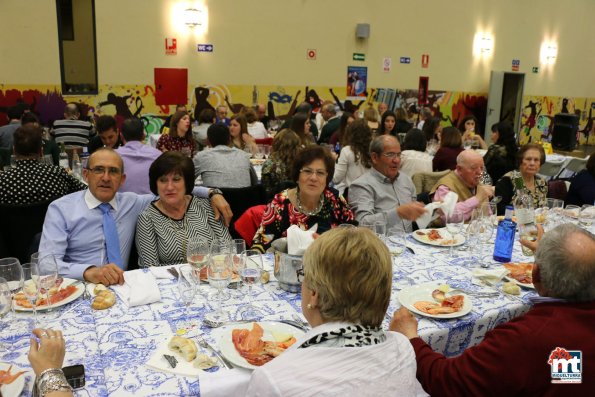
[[414, 288, 465, 315], [503, 263, 533, 285], [416, 229, 443, 241], [14, 284, 79, 308], [0, 365, 26, 385], [232, 323, 296, 366]]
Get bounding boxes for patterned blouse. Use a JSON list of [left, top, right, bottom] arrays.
[[135, 196, 231, 267], [156, 134, 196, 158], [495, 170, 548, 215], [261, 158, 291, 197], [251, 188, 354, 253], [0, 159, 86, 205]]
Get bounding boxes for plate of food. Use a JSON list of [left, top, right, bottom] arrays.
[[397, 282, 472, 319], [503, 262, 534, 289], [0, 362, 26, 397], [218, 322, 303, 370], [13, 278, 84, 312], [412, 228, 465, 247]]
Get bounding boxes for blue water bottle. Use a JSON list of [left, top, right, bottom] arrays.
[[493, 205, 517, 262]]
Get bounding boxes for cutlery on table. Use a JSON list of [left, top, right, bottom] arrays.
[[195, 334, 233, 369]]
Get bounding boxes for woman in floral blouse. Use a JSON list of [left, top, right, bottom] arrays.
[[157, 111, 196, 158], [495, 143, 548, 215], [252, 145, 354, 253]]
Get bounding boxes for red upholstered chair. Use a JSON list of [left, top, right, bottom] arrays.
[[234, 205, 266, 246], [254, 138, 273, 146]]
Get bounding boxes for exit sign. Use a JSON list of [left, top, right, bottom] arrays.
[[353, 53, 365, 61]]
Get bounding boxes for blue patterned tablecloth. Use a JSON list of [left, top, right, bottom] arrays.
[[1, 234, 538, 396]]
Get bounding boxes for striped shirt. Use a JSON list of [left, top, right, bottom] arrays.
[[51, 119, 96, 147]]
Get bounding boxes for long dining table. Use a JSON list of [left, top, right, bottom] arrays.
[[1, 227, 550, 396]]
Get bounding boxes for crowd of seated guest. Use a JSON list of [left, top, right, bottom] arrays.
[[432, 126, 464, 171], [400, 128, 433, 177], [332, 119, 373, 195]]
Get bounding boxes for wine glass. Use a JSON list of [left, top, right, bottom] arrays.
[[579, 205, 595, 229], [21, 263, 40, 329], [386, 228, 406, 258], [0, 257, 24, 321], [36, 254, 58, 321], [205, 253, 232, 323], [446, 211, 465, 258], [477, 217, 494, 266], [229, 239, 247, 295], [0, 277, 12, 351], [479, 169, 493, 186], [210, 240, 234, 299], [239, 250, 263, 319], [186, 237, 210, 296], [177, 265, 197, 333]]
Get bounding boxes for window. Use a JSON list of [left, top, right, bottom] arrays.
[[56, 0, 98, 94]]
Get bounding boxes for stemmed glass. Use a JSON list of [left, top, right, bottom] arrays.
[[579, 205, 595, 229], [205, 253, 232, 323], [186, 237, 210, 302], [0, 257, 24, 321], [21, 263, 40, 328], [0, 277, 12, 351], [229, 239, 247, 296], [446, 211, 465, 258], [177, 265, 197, 333], [239, 250, 263, 318], [476, 216, 494, 267], [36, 255, 58, 320], [386, 228, 406, 258]]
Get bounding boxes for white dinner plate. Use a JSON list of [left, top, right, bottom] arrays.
[[0, 362, 26, 397], [397, 282, 472, 319], [218, 322, 304, 370], [412, 228, 465, 247], [503, 263, 535, 289], [14, 278, 85, 312]]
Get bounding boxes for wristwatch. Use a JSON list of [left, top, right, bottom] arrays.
[[208, 188, 223, 199]]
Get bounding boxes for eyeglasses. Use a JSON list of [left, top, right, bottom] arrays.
[[296, 268, 304, 283], [381, 152, 401, 159], [86, 166, 122, 176], [300, 168, 328, 178]]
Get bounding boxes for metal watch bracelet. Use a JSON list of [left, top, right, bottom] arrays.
[[37, 368, 73, 396]]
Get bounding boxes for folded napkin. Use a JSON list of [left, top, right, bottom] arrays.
[[111, 269, 161, 307], [199, 368, 252, 397], [471, 267, 508, 286], [416, 191, 458, 229], [287, 224, 317, 255], [149, 266, 177, 280]]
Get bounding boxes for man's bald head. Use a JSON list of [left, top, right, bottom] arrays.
[[457, 149, 483, 167]]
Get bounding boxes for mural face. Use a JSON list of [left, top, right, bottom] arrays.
[[1, 83, 592, 146]]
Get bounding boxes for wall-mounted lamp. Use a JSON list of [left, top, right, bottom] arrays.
[[540, 41, 558, 64], [472, 32, 494, 58], [480, 37, 493, 53], [184, 8, 202, 27]]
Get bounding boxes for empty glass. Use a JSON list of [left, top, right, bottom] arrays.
[[374, 221, 387, 239], [239, 250, 263, 318], [0, 257, 24, 321], [186, 237, 210, 286], [21, 263, 40, 328], [386, 228, 406, 258], [579, 205, 595, 229], [177, 264, 197, 333], [205, 253, 232, 323], [446, 211, 465, 257], [0, 277, 11, 351]]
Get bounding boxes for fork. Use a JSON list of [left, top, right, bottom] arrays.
[[195, 334, 233, 369]]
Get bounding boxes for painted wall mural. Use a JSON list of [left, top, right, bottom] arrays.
[[1, 83, 592, 146]]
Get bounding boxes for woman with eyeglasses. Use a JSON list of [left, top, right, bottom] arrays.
[[246, 228, 425, 395], [251, 146, 354, 253]]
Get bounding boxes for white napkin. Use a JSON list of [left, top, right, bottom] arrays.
[[111, 269, 161, 307], [287, 224, 317, 255], [471, 267, 508, 286], [149, 266, 176, 280], [199, 368, 252, 397], [146, 337, 204, 377], [416, 191, 458, 229]]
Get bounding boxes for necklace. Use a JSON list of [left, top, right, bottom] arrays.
[[296, 188, 325, 216]]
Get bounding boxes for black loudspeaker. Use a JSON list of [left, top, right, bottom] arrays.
[[551, 113, 578, 151]]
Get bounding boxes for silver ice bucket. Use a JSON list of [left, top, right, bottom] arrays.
[[271, 238, 303, 293]]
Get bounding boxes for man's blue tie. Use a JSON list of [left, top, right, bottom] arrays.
[[99, 203, 123, 269]]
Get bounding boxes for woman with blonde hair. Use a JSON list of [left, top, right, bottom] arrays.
[[261, 129, 302, 196], [246, 228, 425, 396], [363, 106, 379, 133]]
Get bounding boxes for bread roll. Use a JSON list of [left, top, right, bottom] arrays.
[[168, 336, 198, 362], [502, 281, 521, 295], [92, 289, 116, 310]]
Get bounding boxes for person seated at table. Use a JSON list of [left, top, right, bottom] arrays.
[[362, 106, 380, 134], [328, 112, 355, 148], [28, 328, 74, 397], [482, 120, 518, 183], [421, 116, 442, 142], [242, 107, 269, 139], [349, 135, 426, 232], [192, 108, 215, 148], [229, 114, 257, 155], [136, 152, 231, 267], [161, 104, 187, 134], [459, 114, 481, 142], [394, 108, 413, 135], [39, 148, 232, 285], [317, 103, 341, 144], [432, 127, 464, 171], [0, 125, 86, 205], [389, 223, 595, 397], [21, 112, 60, 165], [157, 110, 196, 158], [495, 143, 547, 215], [565, 154, 595, 206], [246, 227, 427, 396], [332, 119, 373, 195], [290, 112, 315, 147], [88, 115, 122, 154], [193, 123, 256, 188], [400, 128, 433, 177], [430, 150, 495, 221], [377, 110, 397, 136], [261, 129, 301, 197], [251, 146, 354, 253]]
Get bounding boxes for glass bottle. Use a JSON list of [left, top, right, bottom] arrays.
[[493, 206, 517, 262]]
